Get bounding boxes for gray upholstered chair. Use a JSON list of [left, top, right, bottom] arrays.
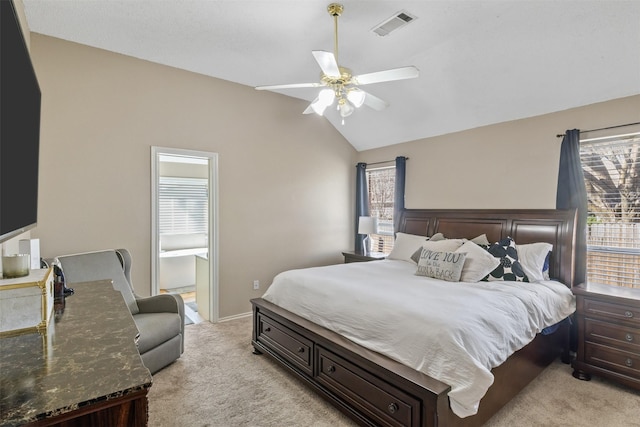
[[56, 249, 184, 374]]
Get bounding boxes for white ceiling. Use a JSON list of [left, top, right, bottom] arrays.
[[22, 0, 640, 151]]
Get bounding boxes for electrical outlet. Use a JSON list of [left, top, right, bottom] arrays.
[[253, 280, 260, 290]]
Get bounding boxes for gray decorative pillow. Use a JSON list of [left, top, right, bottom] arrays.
[[415, 249, 468, 282]]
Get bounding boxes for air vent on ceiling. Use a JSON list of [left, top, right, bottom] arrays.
[[371, 10, 417, 37]]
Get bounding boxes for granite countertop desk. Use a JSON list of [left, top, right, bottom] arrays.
[[0, 281, 152, 427]]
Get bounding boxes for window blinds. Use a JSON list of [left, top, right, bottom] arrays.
[[580, 132, 640, 288], [158, 177, 208, 235], [366, 166, 395, 254]]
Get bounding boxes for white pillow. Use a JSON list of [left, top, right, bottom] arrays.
[[517, 242, 553, 282], [454, 240, 501, 282], [387, 232, 429, 263], [415, 249, 468, 282]]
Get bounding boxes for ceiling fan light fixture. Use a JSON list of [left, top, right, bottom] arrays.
[[347, 89, 366, 108], [338, 98, 355, 118], [319, 88, 335, 105], [256, 3, 419, 121], [311, 99, 329, 116], [310, 88, 336, 115]]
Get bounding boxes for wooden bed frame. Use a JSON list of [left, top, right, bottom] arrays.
[[251, 209, 577, 427]]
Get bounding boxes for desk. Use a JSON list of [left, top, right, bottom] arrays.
[[0, 281, 152, 427]]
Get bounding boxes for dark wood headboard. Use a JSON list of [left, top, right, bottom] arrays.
[[396, 209, 577, 287]]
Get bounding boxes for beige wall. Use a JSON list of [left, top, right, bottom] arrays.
[[29, 35, 355, 318], [358, 95, 640, 209]]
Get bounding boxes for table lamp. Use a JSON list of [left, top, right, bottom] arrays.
[[358, 216, 378, 255]]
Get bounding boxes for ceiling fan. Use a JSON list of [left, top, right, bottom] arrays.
[[255, 3, 419, 122]]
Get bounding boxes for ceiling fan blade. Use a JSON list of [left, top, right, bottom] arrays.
[[255, 82, 323, 91], [312, 51, 341, 78], [362, 91, 389, 111], [353, 66, 419, 85]]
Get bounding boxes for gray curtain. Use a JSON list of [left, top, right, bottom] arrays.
[[394, 156, 407, 232], [355, 163, 369, 254], [556, 129, 587, 285]]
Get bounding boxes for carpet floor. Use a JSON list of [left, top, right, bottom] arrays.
[[148, 317, 640, 426]]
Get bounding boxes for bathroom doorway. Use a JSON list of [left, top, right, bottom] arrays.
[[151, 147, 219, 323]]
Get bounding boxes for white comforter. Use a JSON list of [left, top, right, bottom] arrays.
[[262, 259, 576, 418]]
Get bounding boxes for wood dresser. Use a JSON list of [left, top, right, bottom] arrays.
[[0, 281, 152, 427], [572, 282, 640, 390]]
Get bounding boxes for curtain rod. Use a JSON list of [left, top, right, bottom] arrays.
[[556, 122, 640, 138], [359, 157, 409, 167]]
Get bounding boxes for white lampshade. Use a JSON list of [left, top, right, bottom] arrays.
[[311, 89, 335, 115], [347, 89, 366, 108], [358, 216, 378, 235], [339, 100, 355, 118]]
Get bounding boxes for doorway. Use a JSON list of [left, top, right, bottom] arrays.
[[151, 147, 219, 323]]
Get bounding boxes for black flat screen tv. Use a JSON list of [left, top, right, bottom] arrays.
[[0, 0, 41, 243]]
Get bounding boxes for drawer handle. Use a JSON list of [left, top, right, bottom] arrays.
[[264, 327, 271, 332], [625, 358, 633, 368], [297, 347, 305, 353], [388, 403, 399, 414], [327, 365, 336, 374], [625, 311, 634, 318], [626, 333, 634, 342]]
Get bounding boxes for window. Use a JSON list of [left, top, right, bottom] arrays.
[[366, 166, 395, 254], [580, 132, 640, 288], [158, 176, 208, 235]]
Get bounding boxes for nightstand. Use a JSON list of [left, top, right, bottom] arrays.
[[342, 251, 386, 263], [572, 283, 640, 390]]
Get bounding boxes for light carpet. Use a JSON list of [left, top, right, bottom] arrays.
[[148, 317, 640, 426]]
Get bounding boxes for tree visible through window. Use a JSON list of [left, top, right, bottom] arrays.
[[580, 132, 639, 288], [367, 166, 395, 254]]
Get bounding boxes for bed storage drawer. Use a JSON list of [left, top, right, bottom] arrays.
[[257, 313, 313, 375], [316, 346, 420, 427]]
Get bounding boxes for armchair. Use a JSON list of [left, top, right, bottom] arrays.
[[56, 249, 184, 374]]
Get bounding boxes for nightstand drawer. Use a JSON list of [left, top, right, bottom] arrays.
[[583, 298, 640, 326], [585, 318, 640, 352], [585, 342, 640, 379]]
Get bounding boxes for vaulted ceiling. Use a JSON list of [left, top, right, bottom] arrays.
[[22, 1, 640, 151]]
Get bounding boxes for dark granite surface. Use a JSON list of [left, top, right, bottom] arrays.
[[0, 281, 152, 426]]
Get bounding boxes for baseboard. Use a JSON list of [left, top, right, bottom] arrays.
[[218, 311, 252, 323]]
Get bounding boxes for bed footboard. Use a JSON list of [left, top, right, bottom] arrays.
[[251, 297, 568, 427], [252, 298, 451, 427]]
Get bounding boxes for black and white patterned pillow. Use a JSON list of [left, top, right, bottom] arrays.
[[484, 237, 529, 282]]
